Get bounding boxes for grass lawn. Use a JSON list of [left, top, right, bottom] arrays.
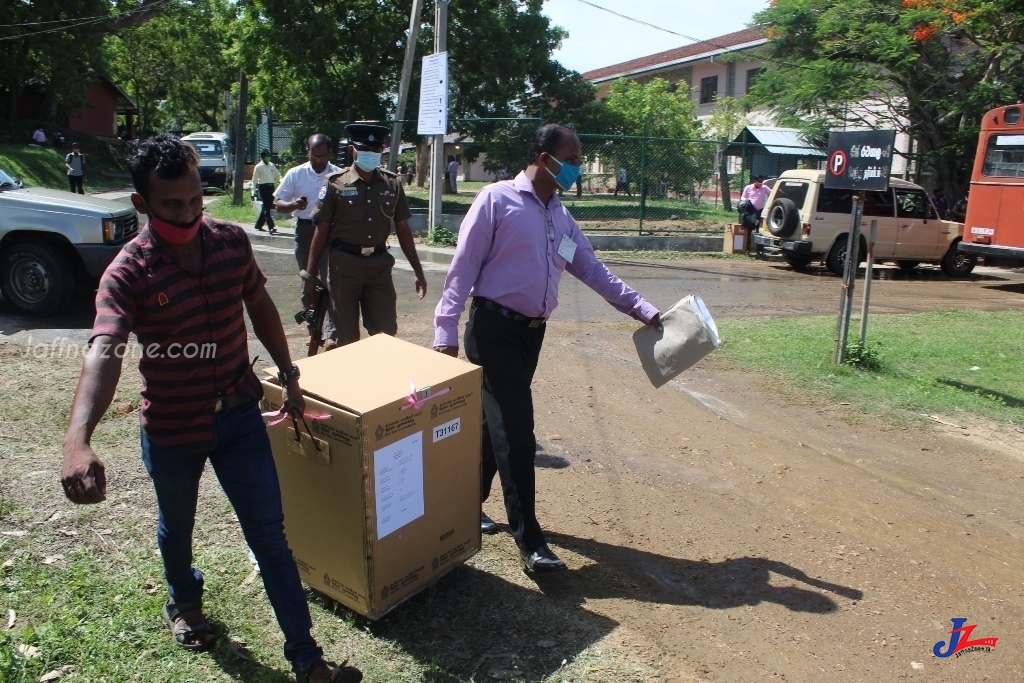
[[0, 344, 642, 682], [403, 181, 736, 234], [712, 310, 1024, 425], [204, 195, 267, 225], [0, 142, 131, 194]]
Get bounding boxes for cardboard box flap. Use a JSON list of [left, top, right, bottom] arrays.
[[283, 335, 478, 414]]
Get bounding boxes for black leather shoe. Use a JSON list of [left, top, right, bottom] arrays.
[[519, 544, 566, 573], [480, 512, 499, 535]]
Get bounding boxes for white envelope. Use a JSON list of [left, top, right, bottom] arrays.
[[632, 294, 721, 388]]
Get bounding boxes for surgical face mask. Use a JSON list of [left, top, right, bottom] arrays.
[[546, 155, 582, 191], [147, 207, 203, 245], [355, 150, 382, 172]]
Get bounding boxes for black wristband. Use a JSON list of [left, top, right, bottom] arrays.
[[277, 364, 300, 383]]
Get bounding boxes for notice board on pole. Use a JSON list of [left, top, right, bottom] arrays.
[[823, 130, 897, 191], [417, 52, 448, 136]]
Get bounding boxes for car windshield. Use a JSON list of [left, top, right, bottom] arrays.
[[190, 141, 223, 157], [0, 166, 22, 190]]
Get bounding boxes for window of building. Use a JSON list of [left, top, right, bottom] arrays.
[[700, 76, 718, 104], [746, 68, 763, 94]]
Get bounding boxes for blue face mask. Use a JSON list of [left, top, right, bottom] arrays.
[[546, 155, 582, 191], [355, 150, 382, 172]]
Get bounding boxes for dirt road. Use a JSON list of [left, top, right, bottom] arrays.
[[2, 253, 1022, 681]]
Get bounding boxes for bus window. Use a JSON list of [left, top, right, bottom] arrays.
[[982, 134, 1024, 178]]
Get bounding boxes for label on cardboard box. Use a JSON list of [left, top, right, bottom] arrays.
[[374, 430, 425, 539], [432, 417, 461, 443]]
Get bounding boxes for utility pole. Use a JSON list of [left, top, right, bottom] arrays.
[[232, 70, 248, 206], [428, 0, 448, 235], [389, 0, 425, 173]]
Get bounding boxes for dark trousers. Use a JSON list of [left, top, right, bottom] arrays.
[[254, 183, 276, 231], [464, 302, 547, 552], [140, 400, 322, 674], [327, 249, 397, 346], [68, 174, 84, 194]]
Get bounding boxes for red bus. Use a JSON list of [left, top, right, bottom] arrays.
[[958, 104, 1024, 264]]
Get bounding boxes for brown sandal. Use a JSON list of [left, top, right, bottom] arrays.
[[296, 659, 363, 683], [162, 599, 216, 652]]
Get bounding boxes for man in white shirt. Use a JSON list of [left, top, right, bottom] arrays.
[[252, 150, 282, 234], [275, 134, 341, 347], [32, 127, 46, 145]]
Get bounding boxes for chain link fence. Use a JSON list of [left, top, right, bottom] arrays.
[[247, 116, 928, 235]]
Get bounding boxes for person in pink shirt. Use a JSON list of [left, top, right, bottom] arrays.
[[433, 124, 661, 573]]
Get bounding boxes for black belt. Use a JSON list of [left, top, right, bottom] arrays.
[[214, 393, 251, 412], [332, 240, 387, 257], [473, 297, 546, 328], [296, 218, 315, 225]]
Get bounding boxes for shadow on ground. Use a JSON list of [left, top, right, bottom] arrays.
[[936, 377, 1024, 408], [0, 288, 96, 337], [310, 565, 619, 682], [534, 532, 863, 614], [304, 532, 861, 681]]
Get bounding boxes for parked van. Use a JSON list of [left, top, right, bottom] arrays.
[[180, 132, 233, 191], [752, 169, 975, 276]]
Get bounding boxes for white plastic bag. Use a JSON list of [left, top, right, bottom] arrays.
[[632, 294, 721, 388]]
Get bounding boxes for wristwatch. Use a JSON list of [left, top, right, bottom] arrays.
[[277, 364, 300, 384]]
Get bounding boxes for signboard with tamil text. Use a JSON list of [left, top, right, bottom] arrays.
[[824, 130, 897, 191]]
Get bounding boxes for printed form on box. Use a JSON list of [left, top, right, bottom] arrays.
[[374, 431, 425, 539]]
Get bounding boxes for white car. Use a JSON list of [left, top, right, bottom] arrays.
[[0, 165, 138, 315], [752, 169, 976, 276]]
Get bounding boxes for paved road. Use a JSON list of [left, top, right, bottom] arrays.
[[4, 232, 1024, 346]]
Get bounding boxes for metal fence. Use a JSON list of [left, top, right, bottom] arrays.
[[248, 116, 928, 235]]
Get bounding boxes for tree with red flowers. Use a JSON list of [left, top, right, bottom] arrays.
[[747, 0, 1024, 197]]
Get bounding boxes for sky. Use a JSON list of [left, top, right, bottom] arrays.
[[542, 0, 771, 75]]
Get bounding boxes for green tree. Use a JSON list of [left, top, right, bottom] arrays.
[[749, 0, 1024, 197], [1, 0, 172, 122], [236, 0, 604, 166], [104, 0, 237, 134], [600, 78, 711, 199]]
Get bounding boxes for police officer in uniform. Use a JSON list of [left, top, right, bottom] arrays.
[[305, 124, 427, 347]]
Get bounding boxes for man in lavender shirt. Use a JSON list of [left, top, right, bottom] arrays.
[[433, 124, 661, 573]]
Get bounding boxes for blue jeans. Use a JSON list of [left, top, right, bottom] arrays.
[[141, 399, 322, 673]]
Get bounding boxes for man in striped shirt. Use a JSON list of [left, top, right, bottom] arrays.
[[60, 135, 361, 683]]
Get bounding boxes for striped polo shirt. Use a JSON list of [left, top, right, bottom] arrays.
[[91, 218, 266, 449]]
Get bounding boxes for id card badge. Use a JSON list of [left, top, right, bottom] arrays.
[[557, 235, 577, 263]]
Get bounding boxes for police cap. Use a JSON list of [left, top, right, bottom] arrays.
[[346, 123, 390, 149]]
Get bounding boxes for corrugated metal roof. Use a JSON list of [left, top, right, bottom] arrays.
[[738, 126, 826, 156]]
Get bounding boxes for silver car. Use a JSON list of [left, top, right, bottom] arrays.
[[0, 165, 138, 315]]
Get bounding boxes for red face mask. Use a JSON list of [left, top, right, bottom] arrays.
[[148, 212, 203, 245]]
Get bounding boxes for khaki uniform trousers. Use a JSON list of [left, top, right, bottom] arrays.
[[328, 248, 398, 346]]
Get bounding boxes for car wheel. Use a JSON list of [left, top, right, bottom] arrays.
[[0, 242, 76, 315], [896, 260, 920, 272], [941, 243, 976, 277], [826, 237, 866, 276], [782, 252, 812, 270], [767, 198, 799, 238]]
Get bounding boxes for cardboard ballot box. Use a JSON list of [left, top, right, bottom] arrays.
[[260, 334, 482, 619]]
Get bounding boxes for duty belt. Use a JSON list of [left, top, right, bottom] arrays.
[[332, 240, 387, 257], [473, 297, 547, 328]]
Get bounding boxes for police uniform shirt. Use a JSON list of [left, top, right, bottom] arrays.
[[313, 166, 411, 247]]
